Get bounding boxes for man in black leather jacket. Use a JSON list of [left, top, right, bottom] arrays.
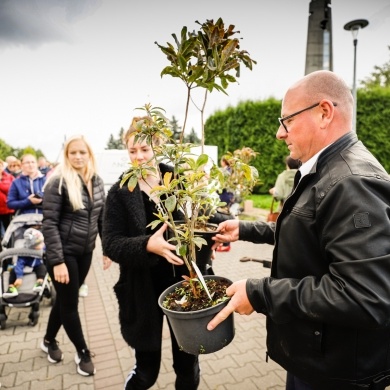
[[207, 70, 390, 390]]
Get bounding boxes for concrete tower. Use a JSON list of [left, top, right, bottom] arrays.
[[305, 0, 333, 75]]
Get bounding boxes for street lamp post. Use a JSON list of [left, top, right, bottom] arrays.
[[344, 19, 369, 133]]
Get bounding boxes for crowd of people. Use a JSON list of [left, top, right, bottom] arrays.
[[1, 70, 390, 390]]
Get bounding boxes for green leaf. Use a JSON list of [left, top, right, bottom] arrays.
[[165, 195, 177, 212], [127, 175, 138, 192]]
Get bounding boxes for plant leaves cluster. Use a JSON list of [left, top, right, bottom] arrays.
[[155, 17, 257, 143]]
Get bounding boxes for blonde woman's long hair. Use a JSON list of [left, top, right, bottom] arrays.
[[45, 135, 98, 211]]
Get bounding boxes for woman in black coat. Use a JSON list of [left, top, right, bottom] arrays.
[[42, 135, 112, 377], [103, 117, 203, 390]]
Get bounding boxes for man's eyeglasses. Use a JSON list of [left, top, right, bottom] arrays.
[[278, 102, 338, 133]]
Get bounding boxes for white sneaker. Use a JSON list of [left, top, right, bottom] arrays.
[[79, 284, 88, 297]]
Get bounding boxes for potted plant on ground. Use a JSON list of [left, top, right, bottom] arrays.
[[121, 18, 258, 354]]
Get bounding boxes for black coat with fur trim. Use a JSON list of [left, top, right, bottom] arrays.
[[102, 164, 182, 350]]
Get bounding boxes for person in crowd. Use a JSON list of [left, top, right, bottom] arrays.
[[217, 155, 234, 252], [207, 70, 390, 390], [41, 135, 112, 376], [0, 159, 15, 238], [7, 158, 22, 178], [46, 161, 59, 179], [7, 154, 45, 215], [38, 156, 51, 176], [78, 282, 88, 297], [269, 155, 299, 209], [4, 156, 17, 174], [102, 116, 202, 390], [3, 228, 46, 298]]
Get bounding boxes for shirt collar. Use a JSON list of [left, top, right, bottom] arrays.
[[299, 144, 333, 179]]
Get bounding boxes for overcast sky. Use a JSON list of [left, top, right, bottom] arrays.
[[0, 0, 389, 163]]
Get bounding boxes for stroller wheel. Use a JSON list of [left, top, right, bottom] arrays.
[[28, 310, 39, 326], [50, 285, 57, 306], [0, 305, 8, 330], [28, 303, 40, 326], [0, 318, 6, 330], [0, 312, 7, 330]]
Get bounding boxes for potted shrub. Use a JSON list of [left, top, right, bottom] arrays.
[[121, 18, 258, 354], [218, 147, 260, 216]]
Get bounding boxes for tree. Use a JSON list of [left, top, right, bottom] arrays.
[[106, 128, 125, 149], [0, 138, 14, 160], [184, 127, 200, 144], [361, 46, 390, 89], [170, 116, 182, 140], [156, 18, 257, 148], [0, 139, 45, 160]]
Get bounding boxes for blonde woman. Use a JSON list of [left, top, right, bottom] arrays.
[[41, 135, 111, 376]]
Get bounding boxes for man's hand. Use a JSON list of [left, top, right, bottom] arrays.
[[212, 220, 240, 250], [207, 279, 254, 330]]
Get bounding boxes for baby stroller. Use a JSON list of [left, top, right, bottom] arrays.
[[0, 213, 56, 329]]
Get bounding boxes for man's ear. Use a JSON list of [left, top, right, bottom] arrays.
[[319, 100, 335, 129]]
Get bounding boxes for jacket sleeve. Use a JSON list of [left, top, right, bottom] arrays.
[[239, 220, 276, 245], [7, 179, 32, 211], [42, 179, 66, 267], [102, 184, 159, 269], [0, 173, 13, 196]]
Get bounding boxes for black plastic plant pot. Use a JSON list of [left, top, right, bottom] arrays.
[[166, 222, 218, 275], [158, 275, 235, 355]]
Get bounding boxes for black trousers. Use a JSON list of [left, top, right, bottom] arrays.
[[124, 319, 200, 390], [286, 372, 314, 390], [45, 252, 92, 352]]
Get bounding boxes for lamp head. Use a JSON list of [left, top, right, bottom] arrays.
[[344, 19, 369, 40]]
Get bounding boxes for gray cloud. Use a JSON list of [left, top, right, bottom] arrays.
[[0, 0, 101, 49], [368, 4, 390, 30]]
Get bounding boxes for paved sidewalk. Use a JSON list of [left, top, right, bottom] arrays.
[[0, 209, 288, 389]]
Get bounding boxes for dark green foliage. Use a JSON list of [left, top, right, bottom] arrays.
[[184, 127, 201, 144], [106, 128, 125, 150], [170, 116, 182, 140], [205, 98, 286, 193], [356, 87, 390, 172], [0, 139, 14, 160], [360, 46, 390, 89], [0, 139, 45, 161]]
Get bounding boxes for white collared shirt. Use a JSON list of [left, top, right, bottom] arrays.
[[298, 144, 333, 182]]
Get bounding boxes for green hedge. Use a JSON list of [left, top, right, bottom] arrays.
[[205, 88, 390, 193]]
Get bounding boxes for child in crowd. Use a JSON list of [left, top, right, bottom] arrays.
[[3, 228, 46, 298]]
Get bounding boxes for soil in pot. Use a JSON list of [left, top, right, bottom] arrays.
[[162, 277, 230, 312], [158, 276, 235, 355]]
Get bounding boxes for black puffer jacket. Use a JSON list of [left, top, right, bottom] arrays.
[[42, 175, 105, 267], [241, 132, 390, 389]]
